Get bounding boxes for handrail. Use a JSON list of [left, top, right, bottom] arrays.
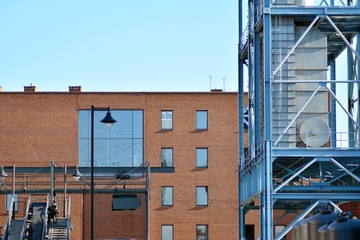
[[41, 199, 50, 240], [66, 196, 71, 240], [20, 197, 32, 239], [2, 196, 15, 240]]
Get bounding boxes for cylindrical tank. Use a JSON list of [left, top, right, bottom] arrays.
[[307, 205, 337, 240], [292, 220, 301, 240], [317, 220, 335, 240], [299, 215, 314, 240], [328, 211, 360, 240]]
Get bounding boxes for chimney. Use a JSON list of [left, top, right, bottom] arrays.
[[0, 86, 3, 92], [24, 85, 37, 92], [69, 86, 83, 92]]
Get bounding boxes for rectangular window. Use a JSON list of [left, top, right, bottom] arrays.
[[161, 225, 173, 240], [196, 225, 208, 240], [196, 148, 208, 168], [196, 110, 208, 130], [161, 111, 173, 130], [196, 186, 208, 206], [161, 186, 173, 206], [161, 148, 173, 167], [274, 225, 286, 240], [6, 194, 18, 212], [78, 110, 143, 167]]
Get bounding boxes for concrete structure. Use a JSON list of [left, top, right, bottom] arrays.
[[0, 89, 243, 239]]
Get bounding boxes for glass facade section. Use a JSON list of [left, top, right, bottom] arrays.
[[196, 186, 208, 206], [161, 148, 173, 167], [196, 225, 208, 240], [196, 110, 208, 130], [161, 111, 173, 130], [79, 110, 143, 167], [196, 148, 208, 168], [161, 186, 173, 206], [161, 225, 173, 240]]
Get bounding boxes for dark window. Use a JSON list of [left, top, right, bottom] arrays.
[[161, 111, 173, 130], [196, 148, 208, 168], [245, 224, 255, 240], [196, 110, 208, 130], [161, 225, 173, 240], [78, 110, 143, 167], [161, 186, 173, 206], [196, 186, 208, 206], [196, 225, 208, 240], [161, 148, 173, 167]]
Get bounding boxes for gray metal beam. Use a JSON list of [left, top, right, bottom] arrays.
[[271, 7, 360, 15], [274, 193, 360, 200]]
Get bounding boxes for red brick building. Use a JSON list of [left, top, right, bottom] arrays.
[[0, 88, 244, 239]]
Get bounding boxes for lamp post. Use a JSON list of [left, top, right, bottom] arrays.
[[90, 106, 116, 240]]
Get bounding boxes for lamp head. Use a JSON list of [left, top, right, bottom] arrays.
[[72, 166, 82, 181], [0, 166, 8, 182], [100, 108, 117, 128]]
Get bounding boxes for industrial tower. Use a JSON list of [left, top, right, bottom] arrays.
[[238, 0, 360, 238]]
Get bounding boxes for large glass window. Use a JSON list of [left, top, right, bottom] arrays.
[[79, 110, 143, 167], [161, 186, 173, 206], [196, 110, 208, 130], [6, 194, 18, 212], [161, 148, 173, 167], [162, 111, 173, 130], [161, 225, 173, 240], [196, 148, 208, 168], [196, 225, 208, 240], [196, 186, 208, 206]]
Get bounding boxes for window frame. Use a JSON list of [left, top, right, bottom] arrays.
[[161, 186, 174, 206], [196, 186, 208, 206], [196, 224, 209, 240], [196, 110, 208, 130], [161, 224, 174, 240], [196, 148, 208, 168], [161, 148, 174, 167], [161, 110, 173, 130]]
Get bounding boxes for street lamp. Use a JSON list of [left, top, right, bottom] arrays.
[[0, 166, 8, 185], [90, 106, 116, 240]]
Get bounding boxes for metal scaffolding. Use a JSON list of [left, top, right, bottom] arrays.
[[238, 0, 360, 239]]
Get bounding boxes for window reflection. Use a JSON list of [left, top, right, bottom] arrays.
[[79, 110, 143, 167]]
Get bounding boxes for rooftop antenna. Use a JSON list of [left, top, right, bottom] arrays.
[[208, 75, 212, 91], [223, 77, 227, 91]]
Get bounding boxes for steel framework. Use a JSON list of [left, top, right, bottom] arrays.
[[238, 0, 360, 239]]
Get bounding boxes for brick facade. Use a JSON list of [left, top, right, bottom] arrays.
[[0, 91, 244, 239]]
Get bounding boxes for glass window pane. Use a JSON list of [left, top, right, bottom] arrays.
[[161, 225, 173, 240], [196, 111, 208, 130], [196, 225, 208, 240], [79, 111, 90, 138], [111, 139, 133, 166], [6, 194, 18, 212], [133, 139, 143, 166], [111, 111, 132, 139], [161, 187, 173, 206], [133, 110, 144, 138], [79, 138, 90, 167], [161, 148, 173, 167], [94, 139, 111, 167], [196, 148, 208, 168], [162, 111, 173, 129], [196, 187, 208, 206]]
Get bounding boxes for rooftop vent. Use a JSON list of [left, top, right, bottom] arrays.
[[69, 86, 82, 92], [24, 85, 37, 92]]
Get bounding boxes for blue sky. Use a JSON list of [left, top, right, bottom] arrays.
[[0, 1, 239, 92]]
